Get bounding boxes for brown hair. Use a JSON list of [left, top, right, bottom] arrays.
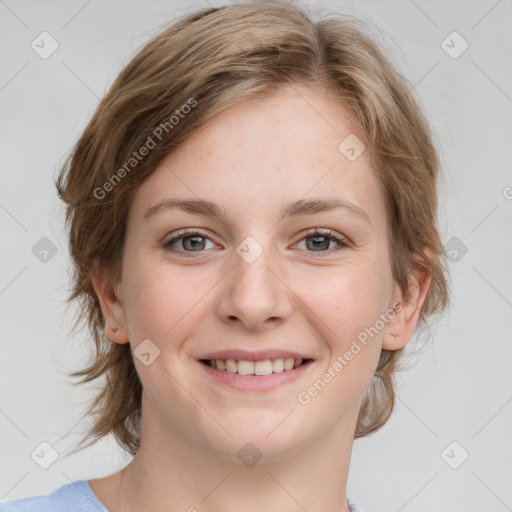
[[56, 0, 449, 457]]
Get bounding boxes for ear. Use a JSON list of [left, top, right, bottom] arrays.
[[90, 258, 129, 344], [382, 255, 432, 351]]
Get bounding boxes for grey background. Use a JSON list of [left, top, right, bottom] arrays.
[[1, 0, 511, 510]]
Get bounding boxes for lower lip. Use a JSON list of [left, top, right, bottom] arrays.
[[198, 360, 314, 391]]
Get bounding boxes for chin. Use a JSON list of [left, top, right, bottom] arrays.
[[204, 411, 313, 464]]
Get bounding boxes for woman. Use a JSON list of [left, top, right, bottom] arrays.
[[0, 1, 448, 510]]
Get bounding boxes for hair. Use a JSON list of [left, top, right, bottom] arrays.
[[56, 0, 449, 457]]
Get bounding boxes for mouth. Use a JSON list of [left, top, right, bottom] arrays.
[[199, 357, 314, 376], [196, 349, 315, 391]]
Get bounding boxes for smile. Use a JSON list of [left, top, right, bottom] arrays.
[[200, 358, 311, 375], [198, 358, 315, 391]]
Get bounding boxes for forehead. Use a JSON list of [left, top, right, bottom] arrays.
[[129, 84, 386, 228]]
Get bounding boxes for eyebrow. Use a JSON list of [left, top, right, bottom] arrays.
[[143, 197, 371, 224]]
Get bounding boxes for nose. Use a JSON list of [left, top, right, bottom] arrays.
[[215, 242, 293, 331]]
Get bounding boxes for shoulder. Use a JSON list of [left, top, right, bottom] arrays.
[[347, 497, 366, 512], [0, 480, 108, 512]]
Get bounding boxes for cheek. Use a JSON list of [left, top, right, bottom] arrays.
[[121, 253, 216, 344], [294, 276, 387, 423], [296, 260, 389, 342], [293, 261, 390, 396]]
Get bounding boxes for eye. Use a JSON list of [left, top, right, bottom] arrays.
[[295, 228, 350, 255], [162, 230, 217, 256], [162, 228, 350, 258]]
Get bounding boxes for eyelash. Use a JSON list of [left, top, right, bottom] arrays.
[[162, 228, 350, 258]]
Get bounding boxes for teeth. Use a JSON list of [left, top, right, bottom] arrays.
[[226, 359, 237, 373], [206, 358, 306, 375], [255, 360, 273, 375], [272, 358, 284, 373], [237, 360, 254, 375]]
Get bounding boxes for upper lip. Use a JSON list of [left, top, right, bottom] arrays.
[[198, 349, 313, 362]]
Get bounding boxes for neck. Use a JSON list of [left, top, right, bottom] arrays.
[[101, 395, 358, 512]]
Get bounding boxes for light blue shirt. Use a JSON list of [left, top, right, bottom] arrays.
[[0, 480, 364, 511]]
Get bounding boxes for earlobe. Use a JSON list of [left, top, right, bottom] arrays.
[[382, 264, 432, 351], [90, 260, 130, 344]]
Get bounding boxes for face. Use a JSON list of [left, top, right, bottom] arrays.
[[95, 84, 417, 463]]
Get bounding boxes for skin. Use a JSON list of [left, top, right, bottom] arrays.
[[89, 84, 431, 512]]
